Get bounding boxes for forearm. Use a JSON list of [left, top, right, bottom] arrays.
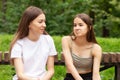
[[41, 70, 54, 80], [67, 64, 83, 80], [92, 72, 101, 80], [17, 73, 38, 80]]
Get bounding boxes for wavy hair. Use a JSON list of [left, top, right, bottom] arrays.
[[70, 13, 97, 43]]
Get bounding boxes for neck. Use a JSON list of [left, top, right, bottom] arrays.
[[28, 31, 41, 41], [75, 36, 88, 46]]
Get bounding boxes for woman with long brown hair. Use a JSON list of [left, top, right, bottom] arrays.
[[62, 13, 102, 80], [10, 6, 57, 80]]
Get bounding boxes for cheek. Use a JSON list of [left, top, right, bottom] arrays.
[[29, 23, 37, 31], [29, 22, 35, 28], [29, 24, 33, 29], [84, 28, 88, 32], [82, 26, 88, 31]]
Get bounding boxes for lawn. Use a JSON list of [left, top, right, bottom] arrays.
[[0, 34, 120, 80]]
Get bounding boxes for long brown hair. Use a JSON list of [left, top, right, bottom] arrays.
[[70, 13, 97, 43], [9, 6, 47, 64]]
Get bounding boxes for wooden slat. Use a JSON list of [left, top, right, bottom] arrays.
[[117, 53, 120, 62], [4, 51, 9, 63], [54, 55, 58, 62], [102, 53, 110, 63], [61, 52, 64, 61], [0, 51, 120, 64], [0, 51, 2, 63], [0, 51, 120, 80], [110, 53, 117, 63]]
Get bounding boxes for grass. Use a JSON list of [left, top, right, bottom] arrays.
[[0, 65, 14, 80], [0, 34, 120, 80], [97, 37, 120, 52]]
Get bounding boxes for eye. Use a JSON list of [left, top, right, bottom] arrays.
[[39, 20, 46, 23], [79, 23, 83, 26], [39, 20, 43, 23], [73, 24, 77, 27]]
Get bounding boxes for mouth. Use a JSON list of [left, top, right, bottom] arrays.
[[40, 29, 45, 32]]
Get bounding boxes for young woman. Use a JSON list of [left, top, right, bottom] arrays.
[[62, 13, 102, 80], [9, 6, 57, 80]]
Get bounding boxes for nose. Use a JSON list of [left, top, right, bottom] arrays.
[[75, 25, 80, 29], [42, 22, 46, 28]]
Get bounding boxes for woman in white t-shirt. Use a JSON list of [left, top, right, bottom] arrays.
[[9, 6, 57, 80]]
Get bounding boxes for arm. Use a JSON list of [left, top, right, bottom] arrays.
[[14, 58, 38, 80], [92, 44, 102, 80], [41, 56, 55, 80], [62, 36, 83, 80]]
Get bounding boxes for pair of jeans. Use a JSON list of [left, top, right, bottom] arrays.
[[64, 72, 92, 80]]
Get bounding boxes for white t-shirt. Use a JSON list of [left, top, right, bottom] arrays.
[[11, 34, 57, 80]]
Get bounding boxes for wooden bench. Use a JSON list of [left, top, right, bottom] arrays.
[[0, 51, 9, 64], [0, 51, 120, 80]]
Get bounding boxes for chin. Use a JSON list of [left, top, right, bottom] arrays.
[[38, 31, 43, 34], [75, 33, 80, 36], [75, 34, 83, 37]]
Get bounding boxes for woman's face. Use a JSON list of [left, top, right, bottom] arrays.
[[73, 17, 88, 37], [29, 13, 46, 35]]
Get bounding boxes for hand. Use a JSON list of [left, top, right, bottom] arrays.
[[37, 78, 40, 80], [31, 78, 40, 80]]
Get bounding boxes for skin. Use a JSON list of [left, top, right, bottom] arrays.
[[62, 17, 102, 80], [13, 13, 55, 80]]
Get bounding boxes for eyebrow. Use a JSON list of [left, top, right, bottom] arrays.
[[74, 22, 82, 24], [39, 19, 46, 21]]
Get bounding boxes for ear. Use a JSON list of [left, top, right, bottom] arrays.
[[29, 22, 32, 28]]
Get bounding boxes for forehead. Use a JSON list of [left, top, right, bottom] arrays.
[[74, 17, 84, 23], [35, 13, 46, 20]]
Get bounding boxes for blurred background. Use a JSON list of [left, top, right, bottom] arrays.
[[0, 0, 120, 37], [0, 0, 120, 80]]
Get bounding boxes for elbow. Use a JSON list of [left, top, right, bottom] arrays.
[[66, 63, 74, 70], [93, 72, 100, 78], [51, 69, 55, 75], [48, 69, 55, 76], [93, 73, 101, 80], [51, 69, 54, 75], [17, 73, 24, 80]]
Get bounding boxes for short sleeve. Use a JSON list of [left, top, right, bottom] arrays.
[[47, 36, 57, 56], [11, 42, 22, 59]]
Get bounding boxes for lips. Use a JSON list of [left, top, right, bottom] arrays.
[[75, 30, 81, 34], [40, 29, 45, 32]]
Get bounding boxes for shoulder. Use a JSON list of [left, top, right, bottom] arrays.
[[62, 36, 72, 47], [62, 36, 71, 42], [15, 38, 24, 46], [93, 44, 102, 51], [42, 34, 53, 40], [42, 35, 55, 45], [92, 43, 102, 56], [12, 39, 24, 50]]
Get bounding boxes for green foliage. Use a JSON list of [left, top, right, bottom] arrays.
[[100, 67, 114, 80], [0, 0, 29, 34], [89, 0, 120, 37], [0, 0, 120, 37], [97, 37, 120, 52], [52, 66, 66, 80], [0, 34, 13, 52], [0, 65, 15, 80]]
